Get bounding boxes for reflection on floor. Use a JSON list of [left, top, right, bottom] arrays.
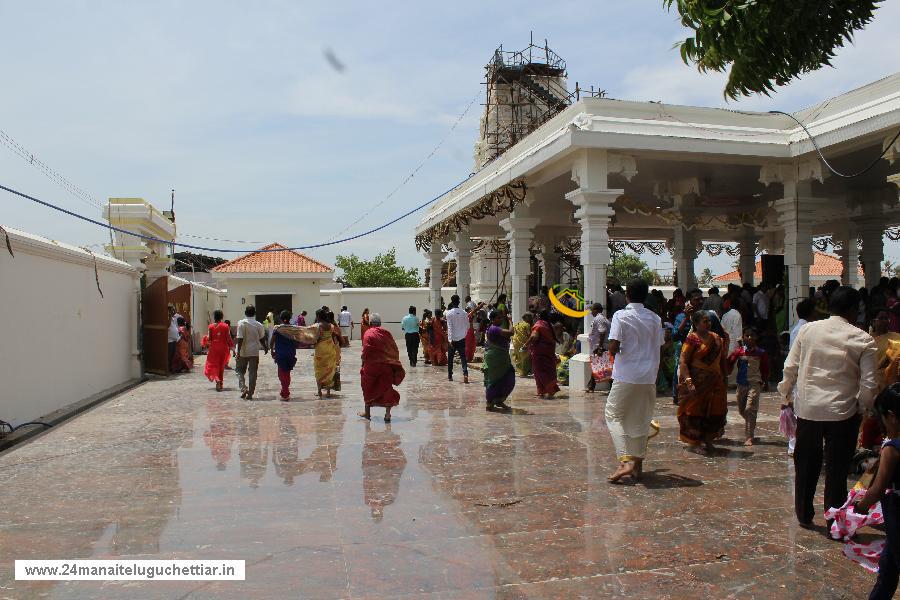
[[0, 343, 878, 598]]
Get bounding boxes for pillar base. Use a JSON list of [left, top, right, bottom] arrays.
[[568, 334, 593, 392]]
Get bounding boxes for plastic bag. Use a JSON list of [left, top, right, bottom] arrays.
[[843, 539, 885, 573], [591, 352, 614, 382], [824, 487, 884, 541], [824, 487, 885, 572], [778, 405, 797, 439]]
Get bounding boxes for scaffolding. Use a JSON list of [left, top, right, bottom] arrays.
[[474, 35, 605, 169]]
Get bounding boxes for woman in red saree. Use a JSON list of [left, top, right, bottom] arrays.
[[358, 314, 406, 422], [677, 310, 728, 454], [429, 309, 448, 366], [171, 317, 193, 372], [204, 310, 234, 391], [527, 310, 560, 398]]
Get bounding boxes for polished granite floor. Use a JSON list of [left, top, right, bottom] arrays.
[[0, 343, 880, 599]]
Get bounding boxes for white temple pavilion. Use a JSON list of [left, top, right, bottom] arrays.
[[415, 70, 900, 332]]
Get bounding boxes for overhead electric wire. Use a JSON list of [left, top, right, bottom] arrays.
[[0, 177, 467, 253], [766, 110, 900, 179], [327, 89, 481, 241], [176, 232, 266, 244], [0, 129, 103, 210]]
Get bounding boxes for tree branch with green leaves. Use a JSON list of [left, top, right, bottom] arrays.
[[664, 0, 882, 99], [334, 248, 420, 288]]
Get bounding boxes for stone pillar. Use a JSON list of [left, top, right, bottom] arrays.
[[566, 190, 617, 327], [673, 226, 697, 291], [425, 248, 445, 309], [775, 189, 816, 328], [832, 224, 858, 287], [453, 235, 474, 301], [738, 228, 758, 286], [536, 239, 561, 287], [565, 149, 635, 391], [858, 220, 885, 290], [499, 213, 538, 321], [762, 159, 827, 328]]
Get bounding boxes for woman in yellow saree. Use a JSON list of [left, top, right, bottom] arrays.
[[314, 310, 341, 397], [511, 313, 533, 377], [677, 310, 728, 455]]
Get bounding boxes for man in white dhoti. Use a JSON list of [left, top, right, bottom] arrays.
[[606, 279, 665, 483]]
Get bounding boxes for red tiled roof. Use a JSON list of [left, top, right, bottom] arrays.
[[712, 251, 862, 282], [212, 243, 333, 274]]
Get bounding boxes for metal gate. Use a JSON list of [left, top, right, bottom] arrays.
[[142, 276, 170, 375]]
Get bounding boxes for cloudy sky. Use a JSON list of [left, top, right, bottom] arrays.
[[1, 1, 899, 278]]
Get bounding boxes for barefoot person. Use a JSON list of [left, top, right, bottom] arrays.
[[526, 310, 560, 399], [482, 309, 515, 412], [727, 326, 770, 446], [677, 310, 728, 455], [605, 279, 664, 483], [271, 310, 302, 400], [358, 314, 406, 422], [511, 313, 533, 377], [445, 295, 470, 383], [314, 310, 341, 398], [171, 317, 194, 373], [204, 310, 233, 391]]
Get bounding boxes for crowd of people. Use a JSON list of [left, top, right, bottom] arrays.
[[584, 276, 900, 597], [162, 274, 900, 596]]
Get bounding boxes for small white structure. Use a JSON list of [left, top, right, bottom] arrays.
[[320, 286, 456, 339], [212, 243, 334, 322]]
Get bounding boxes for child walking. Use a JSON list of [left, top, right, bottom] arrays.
[[727, 327, 769, 446], [271, 310, 301, 401], [856, 383, 900, 599]]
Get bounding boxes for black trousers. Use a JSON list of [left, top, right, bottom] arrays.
[[404, 332, 420, 366], [793, 414, 861, 524], [447, 339, 468, 378]]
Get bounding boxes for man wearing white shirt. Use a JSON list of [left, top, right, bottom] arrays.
[[338, 306, 353, 340], [445, 294, 470, 383], [778, 287, 877, 528], [721, 301, 743, 387], [605, 279, 665, 483], [753, 283, 770, 328], [235, 304, 268, 400], [167, 305, 183, 372]]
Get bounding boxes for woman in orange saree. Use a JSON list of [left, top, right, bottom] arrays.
[[527, 310, 560, 398], [358, 315, 406, 422], [429, 309, 448, 366], [171, 318, 193, 372], [204, 310, 233, 391], [677, 310, 728, 454], [419, 309, 433, 365], [360, 308, 371, 339]]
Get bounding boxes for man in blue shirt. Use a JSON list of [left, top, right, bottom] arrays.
[[401, 306, 421, 366]]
